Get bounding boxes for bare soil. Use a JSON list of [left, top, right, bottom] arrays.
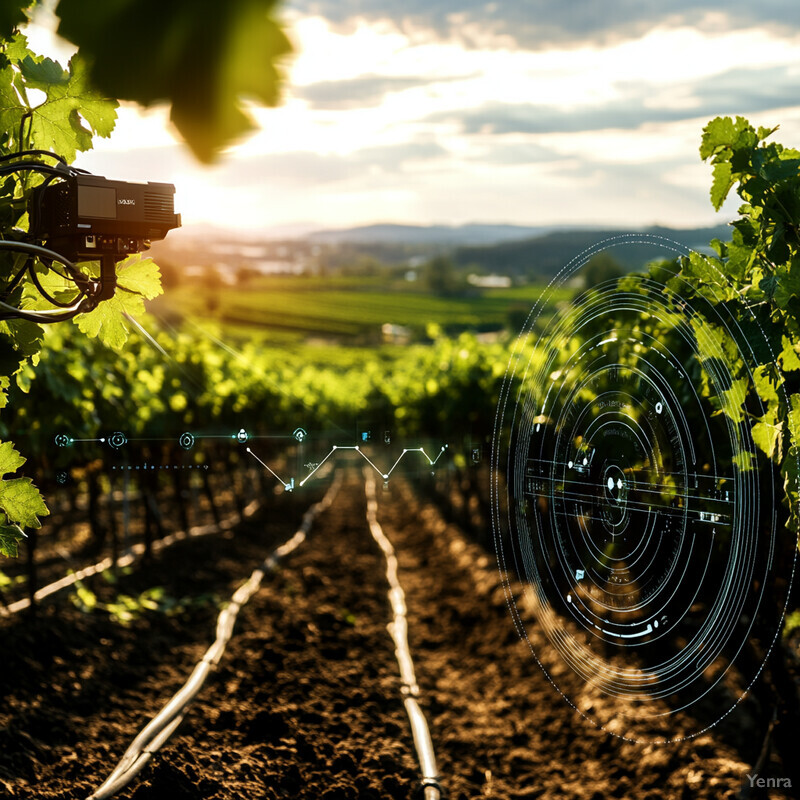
[[0, 472, 792, 799]]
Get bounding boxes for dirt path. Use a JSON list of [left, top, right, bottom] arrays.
[[379, 480, 786, 800], [0, 472, 790, 799]]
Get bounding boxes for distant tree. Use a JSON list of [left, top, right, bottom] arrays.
[[423, 256, 460, 295], [202, 266, 224, 292], [506, 303, 530, 334], [581, 252, 625, 287], [236, 264, 260, 286], [351, 256, 383, 276], [157, 259, 181, 289]]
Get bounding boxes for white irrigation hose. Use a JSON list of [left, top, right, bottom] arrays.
[[86, 476, 341, 800], [2, 500, 261, 616], [364, 471, 442, 800]]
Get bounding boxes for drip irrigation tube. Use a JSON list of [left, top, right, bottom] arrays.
[[364, 470, 443, 800], [86, 476, 341, 800], [2, 500, 262, 616]]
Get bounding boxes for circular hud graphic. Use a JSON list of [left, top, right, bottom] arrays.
[[491, 235, 797, 741]]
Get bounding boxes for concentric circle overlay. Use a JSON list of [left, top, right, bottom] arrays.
[[490, 234, 798, 742]]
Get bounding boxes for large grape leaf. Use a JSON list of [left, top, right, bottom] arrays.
[[752, 413, 782, 460], [22, 53, 117, 159], [710, 160, 733, 211], [75, 255, 163, 349], [0, 36, 117, 159], [0, 440, 48, 536], [0, 524, 25, 558], [0, 441, 27, 476], [116, 254, 163, 300], [699, 116, 752, 160], [55, 0, 292, 162], [0, 477, 48, 529]]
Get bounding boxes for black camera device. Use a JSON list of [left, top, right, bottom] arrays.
[[29, 173, 181, 262]]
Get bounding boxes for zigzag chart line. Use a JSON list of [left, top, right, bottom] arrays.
[[246, 445, 448, 491]]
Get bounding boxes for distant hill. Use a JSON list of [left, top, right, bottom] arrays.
[[149, 221, 735, 280], [451, 224, 732, 278], [307, 223, 566, 247]]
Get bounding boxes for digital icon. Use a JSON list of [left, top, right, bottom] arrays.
[[179, 432, 195, 450], [236, 428, 248, 443], [292, 427, 307, 443], [54, 433, 71, 448], [109, 432, 127, 449], [361, 431, 371, 442], [575, 569, 585, 580]]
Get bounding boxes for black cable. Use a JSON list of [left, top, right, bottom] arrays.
[[48, 264, 93, 286], [0, 150, 68, 166], [3, 260, 30, 295], [0, 240, 80, 271], [27, 263, 87, 308], [0, 241, 100, 322], [0, 162, 66, 179], [0, 298, 93, 323]]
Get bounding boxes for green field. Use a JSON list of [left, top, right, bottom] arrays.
[[152, 275, 573, 343]]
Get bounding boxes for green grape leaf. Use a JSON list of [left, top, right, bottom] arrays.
[[709, 238, 727, 259], [691, 314, 739, 365], [732, 449, 756, 472], [752, 412, 782, 459], [0, 477, 48, 529], [773, 263, 800, 309], [0, 319, 45, 382], [19, 53, 67, 86], [0, 319, 45, 357], [759, 274, 778, 300], [0, 524, 25, 558], [75, 293, 144, 350], [1, 30, 30, 63], [760, 157, 800, 184], [788, 395, 800, 446], [753, 363, 782, 406], [116, 255, 163, 300], [710, 160, 734, 210], [75, 256, 162, 349], [0, 440, 26, 476], [55, 0, 292, 162], [0, 43, 117, 159], [779, 338, 800, 373], [23, 53, 117, 159], [0, 441, 48, 534], [700, 116, 751, 161], [717, 377, 748, 423]]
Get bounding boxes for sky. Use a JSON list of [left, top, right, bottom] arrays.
[[24, 1, 800, 235]]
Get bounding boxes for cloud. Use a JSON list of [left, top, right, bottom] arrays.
[[223, 141, 451, 185], [288, 0, 800, 49], [427, 64, 800, 135], [76, 139, 451, 190], [293, 74, 431, 109]]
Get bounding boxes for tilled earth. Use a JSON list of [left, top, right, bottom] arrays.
[[0, 472, 791, 799]]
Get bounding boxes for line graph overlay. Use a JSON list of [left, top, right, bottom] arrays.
[[247, 444, 448, 489], [490, 235, 798, 743]]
